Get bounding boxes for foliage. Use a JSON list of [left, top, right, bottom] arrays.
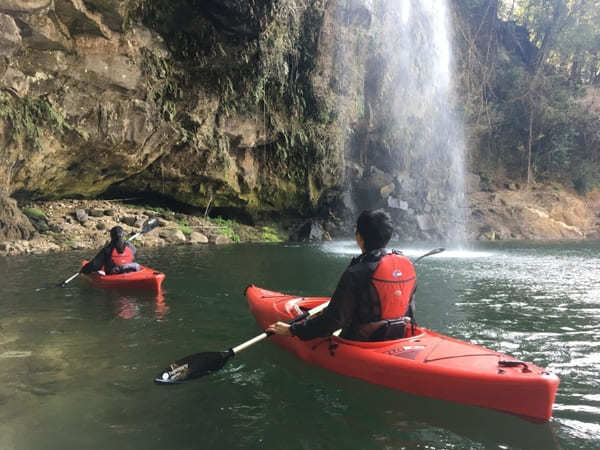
[[456, 0, 600, 188], [136, 0, 336, 190], [176, 219, 193, 235], [209, 216, 240, 242], [260, 225, 283, 242], [23, 207, 46, 219], [0, 93, 73, 148]]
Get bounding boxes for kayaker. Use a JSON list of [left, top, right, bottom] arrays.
[[267, 209, 416, 341], [81, 226, 141, 275]]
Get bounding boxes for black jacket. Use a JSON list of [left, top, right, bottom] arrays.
[[290, 248, 389, 341]]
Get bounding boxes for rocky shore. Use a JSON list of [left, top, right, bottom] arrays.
[[1, 183, 600, 258], [0, 197, 287, 257]]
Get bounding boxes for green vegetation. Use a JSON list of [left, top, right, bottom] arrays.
[[176, 220, 193, 236], [0, 93, 73, 148], [23, 208, 46, 219], [137, 0, 337, 191], [260, 226, 283, 243], [209, 217, 240, 243], [23, 207, 49, 232], [457, 0, 600, 191]]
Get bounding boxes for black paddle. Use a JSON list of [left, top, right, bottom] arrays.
[[154, 300, 330, 384], [413, 247, 445, 263], [154, 247, 445, 384], [57, 217, 159, 288]]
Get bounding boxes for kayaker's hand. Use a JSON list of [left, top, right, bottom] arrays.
[[266, 321, 292, 336]]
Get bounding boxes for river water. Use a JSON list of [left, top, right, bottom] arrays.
[[0, 241, 598, 449]]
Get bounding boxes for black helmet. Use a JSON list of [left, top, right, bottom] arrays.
[[110, 226, 124, 242]]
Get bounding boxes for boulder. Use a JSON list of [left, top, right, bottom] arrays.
[[74, 208, 88, 224], [159, 228, 186, 243], [189, 231, 208, 244], [212, 234, 231, 245], [0, 194, 36, 240]]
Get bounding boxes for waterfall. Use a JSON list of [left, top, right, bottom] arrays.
[[339, 0, 466, 242]]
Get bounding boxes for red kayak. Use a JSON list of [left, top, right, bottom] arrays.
[[245, 285, 559, 423], [81, 260, 165, 291]]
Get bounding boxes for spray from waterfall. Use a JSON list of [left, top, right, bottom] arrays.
[[338, 0, 467, 242]]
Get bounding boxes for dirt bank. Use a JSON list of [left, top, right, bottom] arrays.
[[468, 185, 600, 241]]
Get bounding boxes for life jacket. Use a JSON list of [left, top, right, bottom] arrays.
[[110, 244, 134, 267], [350, 251, 417, 342]]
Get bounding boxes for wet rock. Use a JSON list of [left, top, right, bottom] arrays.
[[387, 197, 408, 210], [416, 214, 434, 232], [96, 222, 106, 230], [290, 220, 330, 242], [380, 183, 395, 199], [104, 209, 115, 216]]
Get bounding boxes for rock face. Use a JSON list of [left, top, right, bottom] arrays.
[[0, 0, 470, 239], [2, 0, 598, 245], [0, 0, 344, 220]]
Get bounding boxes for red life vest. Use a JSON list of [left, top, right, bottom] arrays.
[[110, 245, 134, 267], [371, 253, 417, 319]]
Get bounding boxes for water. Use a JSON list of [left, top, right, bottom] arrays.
[[0, 241, 599, 449]]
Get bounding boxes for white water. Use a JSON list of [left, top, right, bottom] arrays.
[[338, 0, 467, 240], [320, 240, 493, 259]]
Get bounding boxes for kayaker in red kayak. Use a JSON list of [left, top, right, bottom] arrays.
[[81, 226, 141, 275], [267, 209, 417, 341]]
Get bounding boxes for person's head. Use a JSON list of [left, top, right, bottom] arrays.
[[110, 226, 125, 252], [355, 209, 393, 252]]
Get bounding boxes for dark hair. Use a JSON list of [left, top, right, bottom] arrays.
[[356, 209, 393, 251], [110, 226, 125, 252]]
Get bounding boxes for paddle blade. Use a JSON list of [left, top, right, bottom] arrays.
[[154, 350, 234, 384], [142, 217, 159, 234]]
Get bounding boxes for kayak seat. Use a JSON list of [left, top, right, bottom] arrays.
[[370, 317, 411, 341]]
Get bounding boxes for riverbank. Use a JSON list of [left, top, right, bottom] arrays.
[[0, 198, 286, 257], [1, 184, 600, 257]]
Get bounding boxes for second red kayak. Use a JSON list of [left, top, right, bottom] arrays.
[[245, 285, 559, 423], [81, 260, 165, 291]]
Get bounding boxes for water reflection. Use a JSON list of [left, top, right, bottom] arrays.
[[102, 289, 170, 320]]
